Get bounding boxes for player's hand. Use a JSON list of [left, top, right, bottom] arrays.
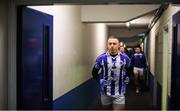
[[100, 79, 108, 86], [124, 76, 130, 84], [144, 67, 148, 72]]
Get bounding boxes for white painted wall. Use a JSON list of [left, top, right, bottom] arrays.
[[8, 0, 17, 109], [0, 0, 8, 109], [28, 5, 107, 100], [83, 23, 107, 69]]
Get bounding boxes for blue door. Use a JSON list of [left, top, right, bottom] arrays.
[[17, 6, 53, 109], [171, 10, 180, 110]]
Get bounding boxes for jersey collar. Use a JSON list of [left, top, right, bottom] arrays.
[[106, 51, 120, 59]]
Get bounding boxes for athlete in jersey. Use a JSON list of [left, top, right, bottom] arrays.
[[119, 46, 131, 84], [119, 46, 130, 64], [131, 46, 148, 93], [92, 36, 130, 110], [131, 53, 147, 69], [93, 51, 130, 95]]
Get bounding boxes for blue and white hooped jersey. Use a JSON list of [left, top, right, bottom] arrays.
[[94, 51, 130, 96]]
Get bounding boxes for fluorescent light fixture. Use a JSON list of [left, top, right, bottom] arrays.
[[138, 33, 145, 36], [120, 42, 123, 46], [124, 44, 126, 48], [126, 22, 130, 28]]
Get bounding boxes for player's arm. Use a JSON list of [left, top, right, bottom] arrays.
[[125, 55, 131, 68], [123, 55, 130, 84], [92, 58, 101, 83], [130, 55, 134, 67]]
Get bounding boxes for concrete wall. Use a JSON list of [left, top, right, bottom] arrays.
[[28, 5, 107, 100], [0, 0, 8, 109]]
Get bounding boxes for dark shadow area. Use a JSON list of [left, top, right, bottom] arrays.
[[125, 78, 155, 110]]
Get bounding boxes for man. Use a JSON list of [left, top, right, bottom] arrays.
[[92, 36, 130, 110], [131, 46, 148, 93], [119, 46, 131, 83], [119, 46, 130, 61]]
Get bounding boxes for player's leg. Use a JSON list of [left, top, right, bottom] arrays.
[[139, 68, 144, 80], [113, 104, 125, 110], [112, 95, 125, 110], [139, 68, 144, 91], [133, 67, 139, 93]]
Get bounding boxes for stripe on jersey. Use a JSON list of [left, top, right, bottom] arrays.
[[119, 64, 123, 95], [110, 57, 116, 95], [115, 56, 121, 95], [104, 55, 108, 95], [99, 52, 127, 96], [106, 55, 112, 95]]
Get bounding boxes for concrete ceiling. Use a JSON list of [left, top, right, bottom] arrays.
[[54, 0, 176, 4], [108, 27, 148, 38], [106, 9, 156, 28], [107, 9, 157, 47], [81, 5, 159, 47], [81, 5, 159, 22]]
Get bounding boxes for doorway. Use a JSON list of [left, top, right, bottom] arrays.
[[17, 6, 53, 109], [171, 10, 180, 110]]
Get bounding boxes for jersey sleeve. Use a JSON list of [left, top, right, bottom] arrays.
[[92, 56, 102, 83], [130, 55, 135, 67], [125, 55, 130, 68], [94, 57, 102, 69]]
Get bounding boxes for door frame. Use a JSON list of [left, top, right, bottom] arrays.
[[16, 5, 23, 109], [162, 24, 169, 110], [8, 1, 54, 109], [171, 15, 177, 110], [16, 6, 53, 109]]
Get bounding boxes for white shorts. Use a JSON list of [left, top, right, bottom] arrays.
[[101, 95, 125, 105], [133, 67, 144, 76]]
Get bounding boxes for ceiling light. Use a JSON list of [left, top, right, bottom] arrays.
[[126, 22, 130, 28], [120, 42, 123, 46], [124, 44, 126, 48]]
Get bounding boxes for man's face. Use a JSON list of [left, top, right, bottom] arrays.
[[119, 47, 125, 53], [107, 38, 119, 55], [135, 47, 141, 53]]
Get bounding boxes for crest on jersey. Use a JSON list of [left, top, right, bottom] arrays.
[[120, 60, 124, 65]]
